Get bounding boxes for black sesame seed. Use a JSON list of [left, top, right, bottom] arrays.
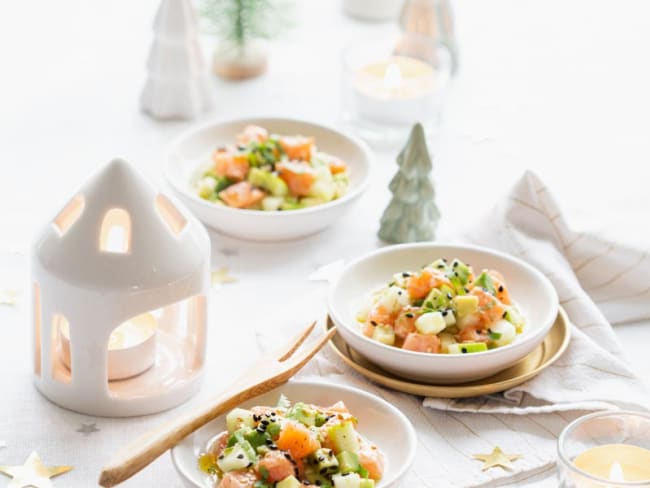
[[464, 287, 470, 293], [295, 468, 300, 476], [443, 258, 448, 263], [270, 412, 276, 416], [315, 481, 322, 486], [237, 454, 244, 459], [498, 285, 504, 292], [446, 293, 453, 300], [370, 321, 377, 326], [502, 311, 508, 318], [317, 457, 325, 462], [320, 467, 328, 475], [398, 290, 402, 295], [342, 472, 350, 476], [247, 461, 253, 468], [265, 439, 273, 445], [461, 347, 468, 353], [253, 414, 260, 422], [405, 313, 414, 318], [442, 310, 448, 317], [269, 444, 278, 450], [218, 455, 224, 460], [453, 261, 458, 268], [284, 453, 292, 460], [402, 272, 411, 277], [437, 264, 445, 269], [261, 420, 269, 425]]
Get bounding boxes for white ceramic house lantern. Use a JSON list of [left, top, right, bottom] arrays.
[[31, 159, 211, 417]]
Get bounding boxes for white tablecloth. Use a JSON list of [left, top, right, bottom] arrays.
[[1, 1, 650, 486]]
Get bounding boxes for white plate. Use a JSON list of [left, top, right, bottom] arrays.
[[164, 118, 373, 241], [328, 243, 559, 384], [171, 380, 417, 488]]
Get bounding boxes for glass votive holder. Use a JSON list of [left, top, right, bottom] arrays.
[[558, 411, 650, 487], [341, 34, 452, 147]]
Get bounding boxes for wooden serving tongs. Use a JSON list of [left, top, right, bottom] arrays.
[[99, 321, 336, 487]]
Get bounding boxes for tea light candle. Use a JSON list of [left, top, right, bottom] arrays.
[[573, 445, 650, 483], [558, 411, 650, 487], [60, 313, 157, 381], [353, 56, 436, 125]]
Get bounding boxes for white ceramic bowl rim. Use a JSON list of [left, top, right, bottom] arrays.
[[328, 242, 559, 360], [164, 117, 373, 217], [170, 379, 417, 487]]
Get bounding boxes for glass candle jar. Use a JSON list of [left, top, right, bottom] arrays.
[[558, 411, 650, 487], [341, 35, 451, 146]]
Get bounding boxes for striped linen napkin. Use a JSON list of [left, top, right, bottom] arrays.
[[256, 171, 650, 487]]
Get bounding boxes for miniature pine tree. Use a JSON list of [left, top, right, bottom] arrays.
[[378, 123, 440, 243], [140, 0, 212, 119]]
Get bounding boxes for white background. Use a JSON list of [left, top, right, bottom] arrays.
[[1, 0, 649, 486]]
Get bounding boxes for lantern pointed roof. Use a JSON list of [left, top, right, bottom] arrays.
[[33, 158, 210, 291]]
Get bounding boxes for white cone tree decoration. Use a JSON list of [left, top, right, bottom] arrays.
[[378, 123, 440, 243], [141, 0, 212, 119]]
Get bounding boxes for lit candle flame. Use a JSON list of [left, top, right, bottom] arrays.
[[383, 63, 403, 92], [609, 461, 625, 482]]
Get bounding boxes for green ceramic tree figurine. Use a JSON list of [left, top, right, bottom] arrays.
[[378, 123, 440, 243]]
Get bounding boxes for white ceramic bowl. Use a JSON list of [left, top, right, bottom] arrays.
[[328, 243, 559, 384], [164, 118, 373, 241], [171, 380, 417, 488]]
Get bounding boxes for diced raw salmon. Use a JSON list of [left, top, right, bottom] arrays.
[[276, 161, 314, 197], [280, 136, 314, 161], [393, 307, 421, 339], [256, 451, 295, 483], [488, 270, 512, 305], [366, 303, 396, 327], [237, 125, 268, 145], [457, 324, 489, 343], [213, 149, 249, 181], [471, 287, 506, 324], [219, 182, 266, 208], [358, 439, 385, 481], [276, 420, 320, 460], [402, 332, 440, 353], [327, 157, 347, 175], [218, 470, 257, 488], [406, 271, 452, 300]]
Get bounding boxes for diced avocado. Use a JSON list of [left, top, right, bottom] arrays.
[[447, 259, 472, 294], [473, 271, 496, 295], [423, 288, 449, 310], [280, 198, 304, 210], [415, 311, 446, 335], [276, 476, 303, 488], [226, 408, 255, 433], [359, 479, 376, 488], [247, 167, 289, 196], [328, 421, 360, 454], [489, 319, 517, 347], [336, 451, 361, 474], [197, 176, 218, 198], [304, 466, 334, 487], [453, 295, 479, 318], [266, 421, 281, 438], [504, 306, 526, 333], [447, 342, 488, 354], [310, 447, 339, 475], [244, 429, 270, 450], [430, 258, 448, 271], [371, 325, 395, 346], [315, 411, 330, 427], [286, 402, 316, 427], [254, 481, 274, 488], [217, 444, 254, 472], [332, 472, 361, 488]]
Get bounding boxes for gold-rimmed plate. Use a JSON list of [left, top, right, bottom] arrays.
[[326, 307, 571, 398]]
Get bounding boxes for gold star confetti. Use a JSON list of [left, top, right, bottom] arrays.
[[0, 289, 18, 306], [0, 451, 73, 488], [211, 268, 237, 287], [473, 446, 521, 471]]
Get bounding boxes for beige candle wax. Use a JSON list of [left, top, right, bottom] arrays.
[[574, 444, 650, 482]]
